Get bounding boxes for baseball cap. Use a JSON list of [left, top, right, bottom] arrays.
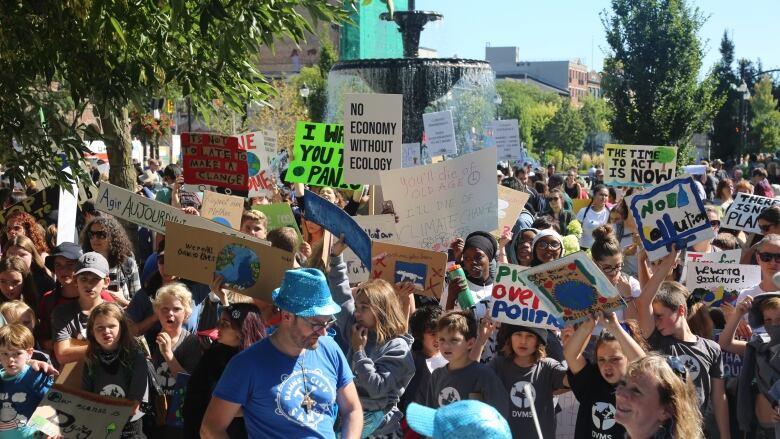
[[406, 401, 511, 439], [45, 242, 83, 271], [75, 252, 110, 278]]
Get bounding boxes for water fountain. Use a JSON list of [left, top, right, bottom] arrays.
[[325, 4, 496, 154]]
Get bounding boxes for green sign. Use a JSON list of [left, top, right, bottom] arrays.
[[286, 122, 362, 190], [252, 202, 302, 240]]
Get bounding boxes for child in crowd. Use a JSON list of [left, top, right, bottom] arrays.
[[0, 301, 48, 363], [83, 302, 148, 438], [564, 313, 646, 439], [0, 256, 39, 314], [423, 311, 508, 419], [490, 323, 567, 439], [239, 210, 268, 240], [0, 324, 53, 438], [51, 252, 115, 365], [400, 306, 447, 414]]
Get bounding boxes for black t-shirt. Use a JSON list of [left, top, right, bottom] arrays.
[[568, 361, 625, 439]]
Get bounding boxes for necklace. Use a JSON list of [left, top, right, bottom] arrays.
[[298, 352, 316, 414]]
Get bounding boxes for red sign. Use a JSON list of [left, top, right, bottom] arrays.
[[182, 133, 248, 192]]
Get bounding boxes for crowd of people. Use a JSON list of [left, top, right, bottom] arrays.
[[0, 152, 779, 438]]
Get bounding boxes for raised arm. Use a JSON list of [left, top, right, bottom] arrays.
[[636, 246, 679, 338], [600, 312, 646, 361], [562, 317, 596, 375], [718, 297, 751, 356]]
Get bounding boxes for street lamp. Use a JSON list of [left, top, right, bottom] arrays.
[[494, 94, 502, 120], [299, 83, 310, 99]]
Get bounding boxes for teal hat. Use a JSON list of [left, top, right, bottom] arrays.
[[272, 268, 341, 317], [406, 401, 511, 439]]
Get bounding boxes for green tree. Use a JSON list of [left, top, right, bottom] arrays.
[[710, 31, 741, 159], [294, 38, 338, 122], [540, 103, 587, 156], [751, 76, 780, 152], [496, 80, 561, 153], [0, 1, 350, 190], [579, 95, 611, 153], [601, 0, 720, 159]]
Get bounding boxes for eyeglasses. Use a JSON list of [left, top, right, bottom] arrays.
[[757, 252, 780, 263], [88, 230, 108, 240], [598, 262, 623, 274], [300, 316, 337, 332], [664, 355, 689, 381], [759, 223, 773, 233], [537, 240, 561, 250]]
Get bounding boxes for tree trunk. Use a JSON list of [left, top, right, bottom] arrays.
[[101, 101, 140, 254]]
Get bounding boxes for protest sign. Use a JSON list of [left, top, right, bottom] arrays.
[[495, 185, 530, 236], [571, 197, 591, 215], [286, 122, 362, 191], [251, 202, 302, 238], [492, 119, 521, 161], [604, 144, 677, 187], [685, 262, 760, 307], [422, 110, 456, 156], [628, 176, 713, 261], [489, 263, 563, 329], [201, 191, 244, 229], [723, 192, 780, 234], [686, 249, 742, 265], [371, 241, 448, 298], [303, 190, 371, 267], [165, 221, 293, 301], [240, 131, 276, 198], [182, 133, 248, 193], [344, 215, 399, 283], [402, 143, 422, 168], [28, 384, 135, 439], [0, 186, 59, 225], [379, 148, 498, 251], [517, 252, 625, 325], [343, 93, 403, 184]]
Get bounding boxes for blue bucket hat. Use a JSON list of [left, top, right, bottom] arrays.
[[272, 269, 341, 317], [406, 401, 511, 439]]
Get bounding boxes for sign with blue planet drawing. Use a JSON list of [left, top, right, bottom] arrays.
[[517, 252, 625, 325], [216, 244, 261, 290], [201, 190, 244, 230]]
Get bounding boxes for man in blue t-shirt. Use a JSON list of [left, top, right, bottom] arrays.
[[201, 269, 363, 439]]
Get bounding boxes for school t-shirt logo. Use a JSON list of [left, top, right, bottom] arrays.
[[438, 387, 461, 406], [276, 368, 336, 429], [510, 381, 535, 409], [676, 354, 701, 380], [592, 402, 616, 430]]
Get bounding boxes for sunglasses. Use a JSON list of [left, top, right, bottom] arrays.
[[88, 230, 108, 240], [757, 252, 780, 263], [537, 241, 561, 250], [759, 223, 773, 233]]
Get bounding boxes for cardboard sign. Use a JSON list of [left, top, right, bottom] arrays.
[[723, 192, 780, 234], [286, 122, 362, 191], [0, 186, 59, 225], [28, 384, 135, 438], [343, 93, 403, 184], [572, 198, 591, 215], [685, 262, 760, 307], [604, 144, 677, 187], [182, 132, 248, 193], [402, 142, 422, 168], [489, 263, 563, 329], [344, 215, 399, 283], [201, 191, 244, 230], [240, 131, 276, 197], [251, 203, 301, 237], [495, 185, 530, 236], [379, 148, 498, 251], [628, 176, 714, 261], [371, 241, 448, 298], [165, 221, 293, 301], [303, 190, 371, 268], [422, 110, 457, 156], [516, 252, 625, 325], [492, 119, 521, 161]]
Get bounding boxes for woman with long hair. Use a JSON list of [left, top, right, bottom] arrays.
[[81, 216, 140, 305], [5, 235, 54, 295], [1, 211, 49, 257], [541, 188, 574, 233], [576, 184, 610, 250], [0, 256, 39, 316]]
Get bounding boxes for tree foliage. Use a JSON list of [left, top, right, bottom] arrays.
[[751, 76, 780, 152], [495, 80, 561, 153], [601, 0, 720, 154], [295, 38, 337, 122], [540, 103, 587, 155], [710, 31, 741, 159], [0, 1, 351, 190]]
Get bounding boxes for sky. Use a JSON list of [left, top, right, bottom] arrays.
[[416, 0, 780, 75]]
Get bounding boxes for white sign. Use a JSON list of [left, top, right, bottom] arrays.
[[240, 131, 277, 197], [402, 143, 422, 168], [492, 119, 521, 161], [343, 93, 403, 184], [723, 192, 780, 234], [422, 110, 456, 156], [379, 148, 498, 252], [344, 215, 399, 283], [57, 165, 78, 245], [685, 262, 761, 307]]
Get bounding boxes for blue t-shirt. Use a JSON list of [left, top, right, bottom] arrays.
[[0, 366, 53, 438], [213, 336, 353, 439]]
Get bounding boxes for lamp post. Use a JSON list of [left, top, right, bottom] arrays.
[[299, 83, 311, 116], [494, 94, 502, 120], [732, 80, 751, 158]]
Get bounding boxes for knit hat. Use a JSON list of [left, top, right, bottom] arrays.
[[464, 231, 498, 260], [498, 323, 548, 346]]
